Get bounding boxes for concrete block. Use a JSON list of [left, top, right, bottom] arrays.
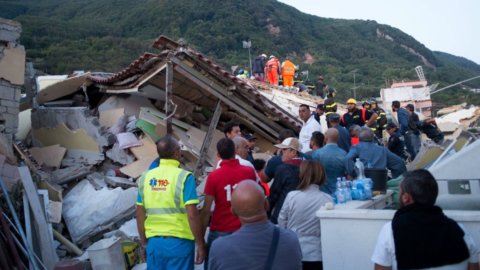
[[0, 18, 22, 42], [0, 107, 6, 113], [1, 99, 18, 107], [4, 113, 19, 127], [14, 88, 22, 101], [0, 86, 14, 100], [7, 106, 19, 114], [5, 126, 17, 134]]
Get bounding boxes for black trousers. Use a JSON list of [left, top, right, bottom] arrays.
[[302, 261, 323, 270]]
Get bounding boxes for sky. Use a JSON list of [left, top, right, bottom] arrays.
[[278, 0, 479, 65]]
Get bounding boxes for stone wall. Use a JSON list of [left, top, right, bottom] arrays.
[[0, 18, 25, 144]]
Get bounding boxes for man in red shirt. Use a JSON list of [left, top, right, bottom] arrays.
[[200, 138, 257, 270]]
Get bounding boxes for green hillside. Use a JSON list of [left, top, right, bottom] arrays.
[[2, 0, 480, 106]]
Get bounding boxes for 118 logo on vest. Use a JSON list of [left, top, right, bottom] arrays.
[[149, 178, 170, 191]]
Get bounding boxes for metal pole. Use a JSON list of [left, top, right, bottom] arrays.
[[166, 61, 173, 134], [430, 75, 480, 95], [248, 46, 252, 76], [0, 176, 39, 270]]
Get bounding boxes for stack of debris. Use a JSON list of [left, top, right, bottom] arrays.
[[3, 32, 322, 269]]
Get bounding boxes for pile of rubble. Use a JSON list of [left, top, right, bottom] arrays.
[[1, 21, 324, 269]]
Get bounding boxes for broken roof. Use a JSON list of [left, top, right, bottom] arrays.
[[87, 36, 302, 141]]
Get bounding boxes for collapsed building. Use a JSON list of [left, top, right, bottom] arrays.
[[1, 19, 479, 269]]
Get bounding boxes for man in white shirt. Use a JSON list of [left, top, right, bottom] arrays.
[[371, 169, 479, 270], [298, 104, 321, 152]]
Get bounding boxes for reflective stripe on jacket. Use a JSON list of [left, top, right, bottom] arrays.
[[139, 159, 194, 240], [282, 60, 296, 76]]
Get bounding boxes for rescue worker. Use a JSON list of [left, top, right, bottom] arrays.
[[371, 99, 387, 139], [252, 53, 266, 81], [265, 55, 281, 86], [281, 57, 297, 87], [340, 98, 378, 130], [313, 75, 326, 97], [362, 99, 371, 110], [324, 87, 337, 127], [136, 135, 206, 269]]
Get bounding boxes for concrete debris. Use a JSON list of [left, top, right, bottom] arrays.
[[106, 143, 135, 165], [3, 28, 479, 269], [116, 132, 142, 149], [62, 180, 137, 244]]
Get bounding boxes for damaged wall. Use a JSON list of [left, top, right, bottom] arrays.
[[0, 18, 24, 144]]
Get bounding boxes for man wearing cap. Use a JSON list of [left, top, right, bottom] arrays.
[[340, 98, 378, 130], [268, 137, 302, 224], [243, 133, 257, 164], [386, 123, 407, 160], [252, 53, 266, 81], [265, 55, 281, 85], [299, 104, 322, 152], [328, 113, 351, 152]]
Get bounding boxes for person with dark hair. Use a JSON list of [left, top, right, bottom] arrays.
[[386, 123, 407, 160], [391, 100, 409, 137], [372, 169, 479, 270], [253, 158, 270, 196], [328, 113, 351, 152], [404, 103, 421, 160], [313, 104, 325, 124], [136, 135, 206, 269], [223, 121, 241, 139], [268, 137, 303, 224], [313, 75, 326, 97], [299, 104, 322, 152], [312, 128, 347, 195], [208, 180, 302, 270], [309, 131, 325, 152], [261, 129, 296, 183], [252, 53, 266, 81], [419, 118, 445, 144], [324, 87, 337, 124], [349, 124, 361, 145], [278, 160, 333, 270], [345, 128, 406, 179], [243, 133, 257, 164], [200, 138, 257, 269]]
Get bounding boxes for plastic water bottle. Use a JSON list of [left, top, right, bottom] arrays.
[[336, 178, 345, 204], [342, 179, 352, 201], [364, 178, 373, 199], [355, 158, 366, 179]]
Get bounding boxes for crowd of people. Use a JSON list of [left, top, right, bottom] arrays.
[[135, 98, 475, 270]]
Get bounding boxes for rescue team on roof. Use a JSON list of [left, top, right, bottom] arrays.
[[136, 100, 476, 270]]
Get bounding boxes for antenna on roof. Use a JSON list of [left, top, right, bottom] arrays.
[[415, 66, 426, 81]]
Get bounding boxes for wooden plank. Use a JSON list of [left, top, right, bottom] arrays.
[[99, 108, 125, 128], [18, 167, 58, 269], [129, 136, 158, 160], [194, 100, 222, 179], [172, 58, 284, 135], [120, 157, 157, 179], [29, 144, 66, 168]]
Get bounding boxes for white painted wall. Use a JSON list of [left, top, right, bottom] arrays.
[[317, 209, 480, 270]]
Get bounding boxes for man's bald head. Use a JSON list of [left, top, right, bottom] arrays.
[[231, 180, 267, 224], [157, 135, 181, 159], [325, 128, 339, 144]]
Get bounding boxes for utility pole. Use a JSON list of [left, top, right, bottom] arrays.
[[242, 40, 252, 75], [352, 69, 358, 99]]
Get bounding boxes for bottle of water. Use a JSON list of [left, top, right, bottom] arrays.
[[336, 177, 345, 204], [355, 158, 366, 179], [342, 178, 352, 201], [364, 178, 373, 199]]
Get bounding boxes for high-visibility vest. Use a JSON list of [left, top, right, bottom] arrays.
[[282, 60, 296, 76], [138, 159, 194, 240], [266, 58, 280, 73]]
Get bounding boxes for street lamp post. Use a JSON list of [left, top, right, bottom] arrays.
[[352, 69, 358, 99], [242, 40, 252, 76]]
